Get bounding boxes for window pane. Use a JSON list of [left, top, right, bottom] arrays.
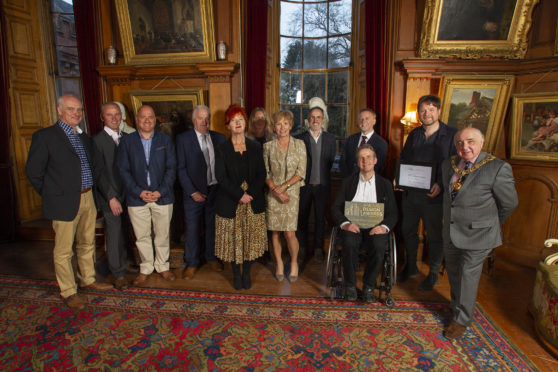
[[280, 1, 302, 37], [326, 105, 347, 138], [304, 2, 327, 37], [303, 39, 326, 69], [279, 105, 304, 134], [56, 47, 80, 76], [303, 73, 325, 103], [51, 0, 73, 13], [328, 36, 350, 67], [329, 0, 352, 35], [52, 14, 76, 47], [281, 37, 302, 69], [56, 78, 81, 99], [327, 70, 349, 103], [280, 71, 301, 104]]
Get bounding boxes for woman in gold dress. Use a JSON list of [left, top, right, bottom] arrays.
[[214, 105, 267, 290], [263, 110, 306, 282]]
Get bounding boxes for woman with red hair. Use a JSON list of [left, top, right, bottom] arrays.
[[214, 105, 267, 290]]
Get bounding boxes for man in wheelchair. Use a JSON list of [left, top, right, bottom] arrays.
[[331, 144, 398, 302]]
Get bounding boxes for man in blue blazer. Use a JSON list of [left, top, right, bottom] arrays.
[[331, 144, 398, 302], [117, 105, 177, 286], [176, 105, 226, 279], [339, 108, 388, 177], [295, 98, 337, 262], [26, 95, 113, 312]]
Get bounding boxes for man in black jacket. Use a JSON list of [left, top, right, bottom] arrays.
[[26, 95, 113, 312], [331, 144, 398, 302]]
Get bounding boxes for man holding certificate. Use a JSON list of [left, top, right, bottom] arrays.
[[331, 145, 397, 302], [397, 95, 457, 291]]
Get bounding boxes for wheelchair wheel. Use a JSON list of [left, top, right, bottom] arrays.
[[326, 227, 343, 300]]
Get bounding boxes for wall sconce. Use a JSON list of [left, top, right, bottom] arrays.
[[400, 111, 418, 128]]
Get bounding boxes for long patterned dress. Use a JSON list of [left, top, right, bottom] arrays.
[[263, 137, 306, 231]]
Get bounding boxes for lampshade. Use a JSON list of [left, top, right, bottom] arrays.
[[400, 111, 418, 127]]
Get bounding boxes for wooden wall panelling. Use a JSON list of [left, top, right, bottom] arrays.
[[526, 0, 558, 58], [4, 0, 55, 221]]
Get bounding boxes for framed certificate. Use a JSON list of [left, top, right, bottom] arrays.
[[395, 161, 436, 191]]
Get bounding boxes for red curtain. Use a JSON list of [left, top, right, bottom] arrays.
[[0, 3, 16, 241], [74, 0, 102, 135], [365, 0, 387, 138], [244, 0, 268, 114]]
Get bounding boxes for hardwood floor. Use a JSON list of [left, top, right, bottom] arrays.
[[0, 239, 556, 371]]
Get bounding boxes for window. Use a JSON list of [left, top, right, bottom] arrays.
[[50, 0, 82, 100], [279, 0, 352, 138]]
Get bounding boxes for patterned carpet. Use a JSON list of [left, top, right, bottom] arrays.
[[0, 277, 537, 371]]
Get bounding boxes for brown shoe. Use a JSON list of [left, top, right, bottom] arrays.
[[81, 281, 113, 291], [63, 294, 85, 311], [160, 270, 176, 281], [208, 260, 223, 272], [444, 320, 467, 339], [133, 273, 149, 286], [114, 276, 128, 291], [183, 267, 197, 280], [437, 306, 453, 319]]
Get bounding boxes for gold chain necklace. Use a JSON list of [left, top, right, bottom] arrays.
[[450, 155, 495, 191]]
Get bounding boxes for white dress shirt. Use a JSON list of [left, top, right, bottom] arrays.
[[341, 172, 389, 231], [104, 126, 121, 145]]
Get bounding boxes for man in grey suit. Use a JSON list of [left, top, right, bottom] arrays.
[[93, 102, 128, 290], [441, 127, 518, 339]]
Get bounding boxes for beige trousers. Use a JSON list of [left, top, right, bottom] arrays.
[[128, 202, 173, 275], [52, 190, 97, 298]]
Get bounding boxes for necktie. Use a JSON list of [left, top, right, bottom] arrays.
[[451, 161, 472, 200], [359, 135, 367, 147], [201, 134, 212, 184]]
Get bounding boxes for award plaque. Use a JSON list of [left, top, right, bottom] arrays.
[[344, 202, 384, 229], [395, 160, 436, 191]]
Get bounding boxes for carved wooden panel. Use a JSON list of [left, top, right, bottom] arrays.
[[12, 65, 38, 83], [14, 89, 42, 128], [8, 19, 34, 58], [4, 0, 28, 12]]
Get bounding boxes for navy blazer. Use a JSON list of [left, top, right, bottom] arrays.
[[331, 172, 398, 231], [176, 129, 226, 196], [25, 123, 106, 221], [215, 138, 266, 218], [339, 131, 388, 177], [295, 130, 337, 186], [117, 130, 176, 207]]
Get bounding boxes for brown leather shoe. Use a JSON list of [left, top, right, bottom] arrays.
[[160, 270, 176, 281], [63, 294, 85, 311], [208, 260, 223, 272], [81, 281, 113, 291], [437, 306, 453, 319], [133, 273, 149, 286], [114, 276, 128, 291], [444, 320, 467, 339], [183, 267, 196, 280]]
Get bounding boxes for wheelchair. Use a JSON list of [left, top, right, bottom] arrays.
[[325, 226, 397, 307]]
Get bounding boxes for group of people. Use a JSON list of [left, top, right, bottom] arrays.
[[25, 93, 518, 340]]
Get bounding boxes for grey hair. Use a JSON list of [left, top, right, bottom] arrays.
[[193, 105, 210, 119], [455, 127, 484, 145]]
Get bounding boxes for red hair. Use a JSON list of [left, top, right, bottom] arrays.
[[225, 105, 248, 126]]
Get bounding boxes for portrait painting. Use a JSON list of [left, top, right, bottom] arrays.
[[439, 74, 514, 153], [510, 92, 558, 162], [115, 0, 215, 64], [419, 0, 539, 58], [129, 89, 204, 140]]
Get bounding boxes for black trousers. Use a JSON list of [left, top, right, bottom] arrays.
[[341, 228, 388, 289], [102, 207, 128, 278], [297, 184, 330, 254]]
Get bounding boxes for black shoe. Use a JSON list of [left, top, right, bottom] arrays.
[[398, 267, 419, 282], [418, 273, 438, 291], [232, 264, 242, 290], [362, 287, 376, 303], [345, 287, 357, 301], [242, 261, 253, 289]]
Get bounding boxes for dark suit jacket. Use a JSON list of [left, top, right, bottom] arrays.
[[214, 138, 266, 218], [176, 129, 226, 196], [295, 130, 337, 186], [331, 172, 398, 230], [339, 132, 388, 177], [117, 130, 176, 207], [441, 152, 518, 250], [93, 130, 126, 210], [25, 123, 105, 221]]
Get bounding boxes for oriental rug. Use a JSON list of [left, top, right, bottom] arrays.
[[0, 277, 537, 371]]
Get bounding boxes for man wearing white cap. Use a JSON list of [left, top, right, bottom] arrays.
[[295, 97, 337, 262]]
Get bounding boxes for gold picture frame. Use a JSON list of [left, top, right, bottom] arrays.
[[115, 0, 216, 65], [510, 92, 558, 162], [419, 0, 540, 59], [439, 74, 515, 153], [129, 89, 204, 138]]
